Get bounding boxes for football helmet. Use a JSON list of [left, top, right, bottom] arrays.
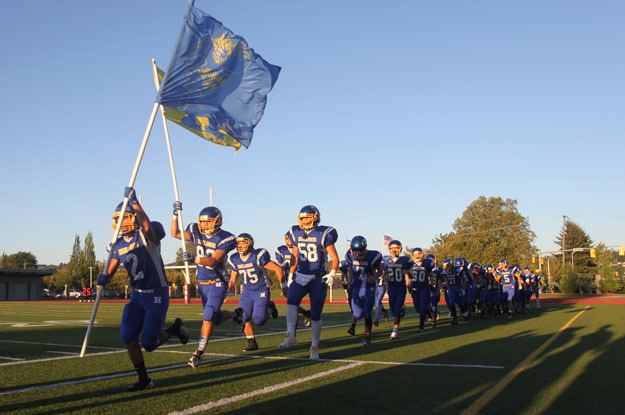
[[298, 205, 320, 231], [388, 240, 402, 257], [350, 236, 367, 260], [284, 232, 293, 249], [484, 264, 494, 273], [198, 207, 222, 235], [443, 258, 453, 269], [236, 233, 254, 255], [454, 258, 464, 268], [497, 259, 508, 270], [112, 202, 138, 235]]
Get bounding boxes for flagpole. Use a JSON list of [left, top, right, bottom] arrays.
[[80, 102, 160, 358], [152, 59, 192, 304]]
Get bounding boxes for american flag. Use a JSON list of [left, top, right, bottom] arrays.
[[383, 235, 393, 247]]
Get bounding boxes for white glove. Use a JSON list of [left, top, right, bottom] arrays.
[[321, 270, 336, 287]]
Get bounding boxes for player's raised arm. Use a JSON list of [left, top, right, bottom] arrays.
[[124, 187, 154, 240], [171, 201, 192, 241], [227, 269, 238, 291]]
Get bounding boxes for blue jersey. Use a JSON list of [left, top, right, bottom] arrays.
[[187, 224, 236, 282], [287, 225, 338, 275], [112, 222, 168, 290], [497, 269, 515, 286], [430, 266, 443, 288], [446, 266, 465, 287], [411, 259, 434, 289], [274, 245, 294, 275], [383, 256, 413, 286], [345, 250, 383, 292], [227, 248, 272, 291]]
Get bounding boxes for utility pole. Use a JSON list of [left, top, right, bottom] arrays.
[[562, 215, 568, 267], [209, 186, 213, 207]]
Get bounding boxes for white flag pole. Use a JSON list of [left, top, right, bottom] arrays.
[[80, 102, 160, 358], [151, 59, 192, 304]]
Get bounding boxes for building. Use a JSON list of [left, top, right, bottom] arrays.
[[0, 269, 54, 300]]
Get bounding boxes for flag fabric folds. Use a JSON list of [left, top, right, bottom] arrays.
[[157, 6, 281, 150], [383, 235, 393, 247]]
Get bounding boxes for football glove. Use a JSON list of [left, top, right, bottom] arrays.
[[182, 251, 192, 263], [97, 273, 111, 286], [321, 270, 336, 287], [173, 201, 183, 215], [124, 186, 138, 204]]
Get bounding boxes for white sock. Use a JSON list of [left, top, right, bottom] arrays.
[[286, 304, 298, 337], [311, 320, 321, 349]]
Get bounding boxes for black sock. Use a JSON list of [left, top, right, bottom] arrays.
[[134, 361, 149, 382]]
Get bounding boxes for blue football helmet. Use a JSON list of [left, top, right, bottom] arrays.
[[443, 258, 453, 269], [112, 202, 138, 235], [497, 259, 509, 270], [236, 233, 254, 254], [454, 257, 464, 267], [298, 205, 320, 231], [198, 206, 222, 235], [350, 236, 367, 259]]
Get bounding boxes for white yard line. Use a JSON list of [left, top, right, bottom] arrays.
[[0, 356, 25, 361], [0, 339, 124, 351], [0, 355, 238, 396], [46, 351, 80, 355], [156, 350, 505, 370], [168, 362, 364, 415]]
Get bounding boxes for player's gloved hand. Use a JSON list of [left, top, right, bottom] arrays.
[[124, 186, 138, 204], [182, 251, 192, 263], [105, 242, 112, 253], [173, 201, 183, 215], [97, 273, 110, 286], [321, 270, 336, 287]]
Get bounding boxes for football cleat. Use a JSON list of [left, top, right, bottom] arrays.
[[126, 378, 153, 392], [167, 317, 189, 345], [277, 335, 297, 350], [383, 309, 389, 322], [187, 353, 202, 368], [347, 326, 356, 336], [268, 301, 278, 319], [309, 346, 320, 361], [243, 339, 259, 352], [304, 317, 312, 327], [390, 331, 399, 340], [373, 320, 379, 327]]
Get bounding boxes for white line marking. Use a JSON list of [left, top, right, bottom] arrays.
[[168, 362, 364, 415], [155, 350, 505, 370], [0, 355, 237, 396], [0, 350, 123, 367], [46, 351, 79, 355], [0, 339, 123, 351], [0, 356, 25, 361]]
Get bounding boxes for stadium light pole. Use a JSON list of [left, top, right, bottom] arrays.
[[89, 266, 93, 289]]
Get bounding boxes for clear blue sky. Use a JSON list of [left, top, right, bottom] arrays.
[[1, 0, 624, 265]]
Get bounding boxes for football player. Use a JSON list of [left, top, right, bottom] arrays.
[[275, 233, 312, 327], [373, 258, 389, 327], [97, 187, 189, 392], [426, 254, 442, 327], [470, 263, 487, 318], [495, 259, 515, 318], [531, 269, 542, 309], [445, 258, 467, 325], [171, 203, 240, 367], [344, 236, 384, 346], [409, 248, 434, 332], [382, 240, 413, 340], [483, 264, 500, 317], [227, 233, 281, 352], [278, 205, 339, 360]]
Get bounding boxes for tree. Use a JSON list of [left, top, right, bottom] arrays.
[[430, 196, 536, 265], [67, 235, 88, 287], [595, 243, 622, 293], [555, 219, 594, 275], [0, 252, 38, 269], [83, 232, 97, 274]]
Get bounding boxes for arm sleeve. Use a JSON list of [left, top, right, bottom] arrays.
[[218, 235, 236, 253], [257, 249, 271, 268], [322, 227, 338, 247]]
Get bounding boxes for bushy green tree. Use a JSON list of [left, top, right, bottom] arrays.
[[430, 196, 536, 264], [0, 251, 38, 269], [555, 220, 594, 275], [559, 264, 578, 294]]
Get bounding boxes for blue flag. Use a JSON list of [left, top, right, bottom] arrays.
[[157, 6, 281, 149]]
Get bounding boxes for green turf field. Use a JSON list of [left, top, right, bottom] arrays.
[[0, 300, 624, 414]]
